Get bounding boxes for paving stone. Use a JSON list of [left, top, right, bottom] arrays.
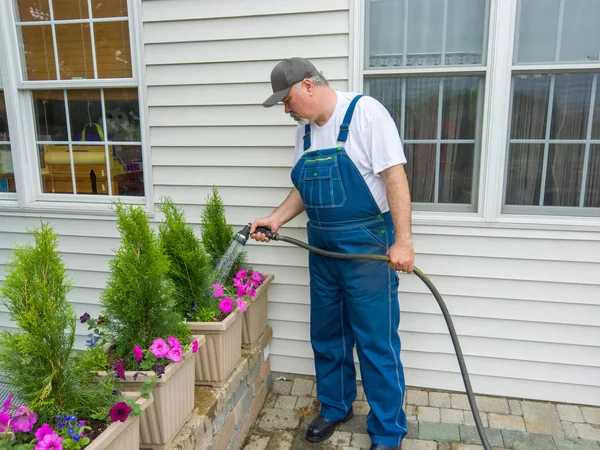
[[352, 401, 370, 415], [272, 380, 293, 395], [451, 394, 470, 410], [441, 409, 464, 425], [459, 425, 504, 447], [557, 405, 585, 423], [295, 397, 314, 410], [406, 404, 417, 421], [553, 436, 600, 450], [438, 443, 452, 450], [407, 389, 429, 406], [275, 395, 298, 410], [430, 392, 452, 408], [574, 423, 600, 441], [581, 407, 600, 425], [310, 384, 318, 397], [464, 411, 489, 428], [407, 421, 419, 439], [342, 447, 361, 450], [451, 445, 486, 450], [475, 396, 510, 414], [509, 400, 523, 416], [243, 433, 271, 450], [502, 430, 557, 450], [522, 401, 564, 436], [356, 385, 365, 401], [267, 430, 294, 450], [257, 408, 300, 431], [328, 431, 352, 446], [562, 422, 579, 439], [400, 439, 437, 450], [338, 414, 368, 434], [264, 392, 278, 408], [417, 406, 441, 423], [488, 413, 526, 431], [419, 422, 460, 442], [291, 379, 314, 397], [350, 433, 371, 448]]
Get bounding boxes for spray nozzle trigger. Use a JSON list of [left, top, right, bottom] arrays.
[[254, 226, 275, 240]]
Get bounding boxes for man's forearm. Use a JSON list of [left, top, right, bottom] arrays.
[[270, 187, 305, 227], [381, 165, 413, 243]]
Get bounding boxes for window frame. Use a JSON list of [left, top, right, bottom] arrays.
[[0, 0, 153, 215], [350, 0, 600, 229]]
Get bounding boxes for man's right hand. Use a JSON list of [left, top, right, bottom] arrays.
[[250, 217, 281, 243]]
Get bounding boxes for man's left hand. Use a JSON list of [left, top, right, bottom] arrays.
[[386, 240, 415, 273]]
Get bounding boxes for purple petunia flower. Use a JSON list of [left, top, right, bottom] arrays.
[[114, 361, 126, 381], [133, 345, 143, 362], [150, 338, 170, 358], [79, 312, 91, 323], [10, 405, 37, 432], [109, 402, 132, 423], [235, 269, 248, 280], [152, 364, 166, 377], [212, 284, 225, 298], [192, 340, 199, 353], [219, 297, 233, 313]]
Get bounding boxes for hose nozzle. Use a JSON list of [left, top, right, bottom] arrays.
[[234, 225, 251, 246]]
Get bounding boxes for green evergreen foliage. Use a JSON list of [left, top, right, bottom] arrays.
[[158, 197, 217, 320], [100, 202, 189, 368], [0, 222, 113, 423], [200, 186, 247, 283]]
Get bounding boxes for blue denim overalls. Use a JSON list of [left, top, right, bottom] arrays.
[[291, 95, 407, 447]]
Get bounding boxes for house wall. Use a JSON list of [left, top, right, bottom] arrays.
[[0, 0, 599, 407]]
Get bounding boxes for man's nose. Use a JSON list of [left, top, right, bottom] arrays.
[[284, 104, 291, 114]]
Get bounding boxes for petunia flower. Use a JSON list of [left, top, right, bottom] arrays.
[[235, 269, 248, 280], [35, 432, 64, 450], [109, 402, 132, 423], [10, 405, 38, 432], [168, 336, 181, 350], [236, 298, 247, 312], [251, 271, 263, 283], [150, 338, 170, 358], [79, 312, 90, 323], [0, 413, 10, 432], [2, 394, 13, 413], [192, 340, 199, 353], [133, 345, 143, 362], [232, 278, 243, 288], [152, 364, 166, 377], [114, 361, 126, 381], [246, 288, 256, 297], [219, 297, 233, 313], [212, 284, 225, 297], [35, 423, 55, 441], [237, 285, 247, 297], [167, 346, 182, 362]]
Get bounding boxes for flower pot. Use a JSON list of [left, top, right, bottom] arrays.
[[186, 307, 243, 387], [86, 393, 154, 450], [242, 273, 274, 349], [104, 341, 202, 450]]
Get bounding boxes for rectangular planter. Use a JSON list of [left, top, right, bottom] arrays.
[[186, 307, 243, 387], [108, 340, 203, 450], [242, 274, 274, 349], [87, 393, 154, 450]]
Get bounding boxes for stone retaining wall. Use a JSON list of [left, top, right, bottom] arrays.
[[168, 327, 273, 450]]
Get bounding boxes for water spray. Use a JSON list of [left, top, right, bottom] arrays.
[[233, 224, 492, 450]]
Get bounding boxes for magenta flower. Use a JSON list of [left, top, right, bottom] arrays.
[[212, 284, 225, 297], [133, 345, 143, 362], [10, 405, 37, 432], [115, 361, 126, 381], [2, 394, 13, 413], [235, 269, 248, 280], [150, 338, 170, 358], [192, 340, 199, 353], [35, 433, 64, 450], [109, 402, 132, 423], [232, 277, 243, 288], [35, 423, 55, 441], [237, 285, 247, 297], [251, 271, 263, 283], [246, 288, 256, 297], [167, 346, 183, 362], [219, 297, 233, 313], [0, 413, 10, 433], [236, 298, 247, 312], [168, 336, 181, 350], [79, 312, 91, 323]]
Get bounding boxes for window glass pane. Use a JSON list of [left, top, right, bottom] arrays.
[[0, 91, 10, 141], [34, 90, 67, 140], [19, 25, 58, 80], [94, 21, 132, 79], [0, 91, 16, 193], [67, 89, 102, 141], [56, 23, 94, 80], [405, 77, 439, 140], [405, 144, 436, 202], [585, 145, 600, 207], [52, 0, 89, 21], [515, 0, 600, 64], [505, 144, 544, 206], [367, 78, 403, 132], [441, 76, 479, 140], [105, 88, 140, 142], [91, 0, 128, 18], [592, 76, 600, 139], [550, 74, 593, 140], [439, 143, 474, 203], [511, 74, 551, 140], [367, 0, 487, 68], [14, 0, 50, 21], [544, 144, 584, 206], [112, 145, 144, 196]]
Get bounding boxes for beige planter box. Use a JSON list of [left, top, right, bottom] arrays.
[[186, 307, 243, 387], [242, 274, 274, 349], [87, 393, 153, 450], [108, 339, 203, 450]]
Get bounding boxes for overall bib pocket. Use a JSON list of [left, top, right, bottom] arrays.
[[299, 160, 346, 209]]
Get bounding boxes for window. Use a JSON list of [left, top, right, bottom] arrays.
[[364, 0, 489, 211], [1, 0, 145, 201], [503, 0, 600, 214], [0, 78, 16, 194]]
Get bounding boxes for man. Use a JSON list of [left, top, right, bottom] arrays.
[[250, 58, 414, 450]]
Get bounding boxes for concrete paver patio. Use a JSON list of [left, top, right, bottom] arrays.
[[242, 373, 600, 450]]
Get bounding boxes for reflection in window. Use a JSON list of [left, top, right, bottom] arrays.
[[0, 91, 16, 193]]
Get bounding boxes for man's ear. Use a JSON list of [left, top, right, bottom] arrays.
[[302, 78, 315, 94]]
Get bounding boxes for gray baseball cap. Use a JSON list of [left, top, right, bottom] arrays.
[[262, 58, 319, 107]]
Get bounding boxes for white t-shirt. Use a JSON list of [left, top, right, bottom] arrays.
[[293, 91, 406, 213]]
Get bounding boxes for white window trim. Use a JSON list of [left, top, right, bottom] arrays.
[[349, 0, 600, 231], [0, 0, 154, 217]]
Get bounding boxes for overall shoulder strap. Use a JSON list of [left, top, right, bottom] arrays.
[[336, 94, 363, 143], [303, 123, 311, 151]]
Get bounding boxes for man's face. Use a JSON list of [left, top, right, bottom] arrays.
[[282, 82, 311, 123]]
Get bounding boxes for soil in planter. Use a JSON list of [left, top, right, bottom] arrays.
[[84, 419, 111, 442]]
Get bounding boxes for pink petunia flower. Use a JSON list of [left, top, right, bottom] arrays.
[[235, 269, 248, 280], [232, 277, 243, 288], [219, 297, 233, 313], [35, 423, 55, 441], [251, 271, 263, 283], [35, 433, 64, 450], [167, 346, 183, 362], [2, 394, 13, 413], [109, 402, 132, 423], [150, 338, 170, 358], [168, 336, 182, 350], [236, 298, 247, 312], [0, 413, 10, 433], [246, 288, 256, 297], [10, 406, 37, 432], [237, 285, 247, 297], [133, 345, 143, 362], [212, 284, 225, 297], [192, 340, 199, 353], [115, 361, 126, 381]]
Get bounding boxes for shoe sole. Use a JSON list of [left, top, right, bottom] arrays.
[[306, 411, 354, 443]]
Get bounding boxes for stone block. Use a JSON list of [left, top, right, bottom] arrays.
[[350, 433, 371, 448], [451, 445, 486, 450], [338, 414, 368, 434], [357, 385, 365, 401], [430, 392, 452, 408], [441, 409, 464, 424], [459, 425, 503, 447], [243, 433, 271, 450], [474, 396, 510, 414], [194, 386, 223, 421], [212, 412, 236, 450], [522, 401, 564, 436], [295, 397, 315, 410], [502, 430, 556, 450], [407, 421, 419, 439], [554, 436, 600, 450], [562, 422, 579, 439], [464, 411, 488, 428], [353, 401, 371, 415], [418, 422, 460, 442], [275, 395, 298, 410], [557, 405, 585, 423], [407, 389, 429, 406], [581, 407, 600, 425], [405, 404, 417, 421], [291, 378, 314, 397], [266, 430, 294, 450], [224, 358, 250, 402], [213, 403, 232, 435], [575, 423, 600, 441], [438, 443, 451, 450], [509, 400, 523, 415], [235, 385, 269, 449], [256, 408, 300, 431], [488, 413, 526, 431], [451, 394, 470, 410], [233, 388, 254, 430], [400, 439, 437, 450], [248, 357, 262, 384], [272, 380, 293, 395], [329, 431, 352, 446], [417, 406, 440, 423], [311, 384, 318, 397]]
